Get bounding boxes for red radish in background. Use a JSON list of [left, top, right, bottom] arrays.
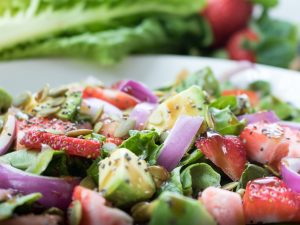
[[227, 28, 259, 62], [202, 0, 253, 46]]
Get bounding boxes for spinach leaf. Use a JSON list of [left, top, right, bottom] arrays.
[[0, 193, 41, 221], [0, 149, 62, 175], [0, 88, 12, 113], [175, 67, 220, 96], [248, 80, 271, 97], [238, 164, 269, 189], [180, 150, 204, 167], [159, 167, 183, 195], [206, 106, 246, 135], [180, 163, 221, 196], [120, 130, 161, 165]]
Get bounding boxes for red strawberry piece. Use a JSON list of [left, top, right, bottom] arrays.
[[200, 187, 245, 225], [16, 117, 79, 150], [243, 177, 300, 224], [202, 0, 253, 46], [196, 132, 247, 181], [226, 28, 259, 62], [83, 87, 138, 110], [20, 131, 101, 159], [240, 122, 300, 170]]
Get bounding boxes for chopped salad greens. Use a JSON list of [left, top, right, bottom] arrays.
[[1, 67, 300, 225]]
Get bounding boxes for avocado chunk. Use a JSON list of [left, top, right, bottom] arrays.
[[147, 86, 207, 133], [56, 91, 82, 121], [98, 148, 156, 208], [0, 88, 12, 113], [149, 192, 216, 225]]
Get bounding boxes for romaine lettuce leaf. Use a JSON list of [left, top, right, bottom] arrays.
[[0, 0, 206, 51], [0, 16, 208, 65]]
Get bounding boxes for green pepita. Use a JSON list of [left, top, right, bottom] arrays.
[[221, 182, 239, 191], [68, 200, 82, 225], [113, 119, 136, 138], [93, 121, 103, 133], [92, 105, 104, 124], [131, 201, 153, 222], [50, 97, 66, 107], [35, 84, 49, 102], [38, 106, 60, 117], [66, 129, 93, 137], [80, 176, 97, 189], [148, 166, 170, 188], [12, 91, 31, 108], [48, 87, 69, 97]]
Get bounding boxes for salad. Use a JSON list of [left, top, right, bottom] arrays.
[[1, 67, 300, 225]]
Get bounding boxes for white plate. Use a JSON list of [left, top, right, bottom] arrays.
[[0, 55, 300, 107]]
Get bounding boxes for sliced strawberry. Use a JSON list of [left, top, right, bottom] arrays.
[[240, 122, 300, 170], [71, 186, 133, 225], [20, 131, 101, 159], [202, 0, 253, 46], [83, 87, 138, 110], [200, 187, 245, 225], [196, 132, 247, 181], [16, 117, 78, 150], [226, 28, 259, 62], [243, 177, 300, 224], [222, 89, 259, 106], [106, 137, 123, 146]]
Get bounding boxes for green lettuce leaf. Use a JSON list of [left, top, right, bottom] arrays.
[[0, 88, 12, 113], [0, 0, 206, 51], [0, 193, 42, 221], [0, 149, 62, 175], [159, 167, 183, 195], [238, 164, 269, 189], [206, 106, 246, 135], [175, 67, 220, 96], [180, 163, 220, 196], [120, 130, 161, 165]]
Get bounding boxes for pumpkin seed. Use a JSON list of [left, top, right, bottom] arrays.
[[131, 202, 153, 222], [48, 86, 69, 97], [35, 84, 49, 102], [68, 200, 82, 225], [237, 188, 245, 197], [38, 106, 60, 117], [93, 121, 103, 133], [113, 119, 136, 138], [13, 91, 31, 107], [66, 129, 93, 137], [159, 131, 169, 142], [148, 166, 170, 188], [222, 182, 239, 191], [92, 105, 104, 123], [0, 118, 4, 133], [80, 176, 97, 189], [50, 96, 66, 107]]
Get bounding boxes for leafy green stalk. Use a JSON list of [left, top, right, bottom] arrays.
[[0, 0, 206, 51]]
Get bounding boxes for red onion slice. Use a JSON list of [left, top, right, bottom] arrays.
[[281, 157, 300, 193], [81, 98, 122, 119], [157, 115, 203, 171], [117, 80, 158, 103], [0, 114, 16, 156], [0, 163, 80, 209], [129, 103, 157, 130], [238, 111, 279, 124]]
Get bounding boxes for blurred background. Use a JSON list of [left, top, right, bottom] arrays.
[[0, 0, 299, 70]]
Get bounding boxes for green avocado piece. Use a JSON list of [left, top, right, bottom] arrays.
[[56, 91, 82, 121], [98, 148, 156, 208], [149, 192, 216, 225], [147, 86, 207, 133], [0, 88, 12, 113]]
